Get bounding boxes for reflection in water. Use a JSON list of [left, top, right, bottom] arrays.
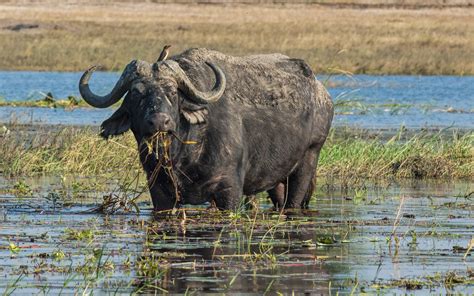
[[138, 210, 348, 294], [0, 178, 472, 294]]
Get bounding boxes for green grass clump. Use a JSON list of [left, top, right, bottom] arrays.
[[0, 126, 472, 185], [0, 127, 140, 176], [0, 96, 88, 109], [320, 130, 473, 184], [0, 96, 122, 109]]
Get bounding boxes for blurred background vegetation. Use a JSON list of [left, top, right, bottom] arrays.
[[0, 0, 473, 74]]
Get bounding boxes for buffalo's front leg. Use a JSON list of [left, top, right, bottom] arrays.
[[149, 184, 177, 211], [205, 177, 243, 211], [147, 169, 178, 211]]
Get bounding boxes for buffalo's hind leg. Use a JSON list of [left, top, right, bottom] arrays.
[[301, 174, 316, 209], [285, 148, 319, 209]]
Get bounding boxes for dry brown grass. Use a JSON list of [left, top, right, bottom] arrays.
[[0, 1, 473, 74]]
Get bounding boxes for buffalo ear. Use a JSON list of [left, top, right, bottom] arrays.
[[181, 108, 208, 125], [180, 99, 208, 125], [100, 107, 131, 139]]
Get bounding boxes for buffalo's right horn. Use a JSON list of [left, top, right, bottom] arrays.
[[79, 61, 138, 108], [164, 61, 226, 104]]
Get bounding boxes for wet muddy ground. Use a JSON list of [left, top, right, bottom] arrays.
[[0, 177, 472, 294]]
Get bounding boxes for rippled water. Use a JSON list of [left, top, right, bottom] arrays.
[[1, 70, 472, 294], [0, 72, 473, 129], [0, 177, 472, 294], [326, 75, 474, 129]]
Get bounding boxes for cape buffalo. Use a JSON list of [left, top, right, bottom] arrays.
[[79, 48, 333, 211]]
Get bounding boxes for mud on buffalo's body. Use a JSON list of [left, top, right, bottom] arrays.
[[79, 48, 334, 210]]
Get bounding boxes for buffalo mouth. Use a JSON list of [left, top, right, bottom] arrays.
[[143, 130, 197, 166], [147, 131, 173, 163]]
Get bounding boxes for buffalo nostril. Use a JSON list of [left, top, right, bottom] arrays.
[[146, 114, 173, 133]]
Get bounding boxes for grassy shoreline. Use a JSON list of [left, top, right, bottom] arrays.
[[1, 125, 472, 184], [0, 2, 473, 75]]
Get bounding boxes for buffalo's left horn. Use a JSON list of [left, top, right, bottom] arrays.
[[79, 62, 138, 108], [168, 61, 226, 104]]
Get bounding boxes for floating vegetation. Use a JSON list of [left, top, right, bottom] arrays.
[[2, 95, 472, 118], [333, 98, 474, 116], [371, 271, 474, 292], [65, 228, 95, 242], [11, 180, 32, 197], [0, 94, 87, 109]]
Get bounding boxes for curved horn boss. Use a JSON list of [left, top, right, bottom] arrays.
[[164, 60, 226, 104]]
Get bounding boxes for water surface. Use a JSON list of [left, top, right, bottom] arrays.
[[1, 72, 473, 129], [1, 177, 472, 294]]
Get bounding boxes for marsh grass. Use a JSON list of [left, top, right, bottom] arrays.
[[0, 96, 87, 109], [0, 2, 473, 75], [1, 125, 472, 186], [0, 96, 127, 109], [320, 129, 473, 187], [1, 126, 139, 176]]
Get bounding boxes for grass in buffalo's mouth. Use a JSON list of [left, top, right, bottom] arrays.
[[0, 125, 471, 186]]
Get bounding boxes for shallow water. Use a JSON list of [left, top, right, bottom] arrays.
[[0, 72, 473, 129], [0, 177, 472, 294], [327, 75, 474, 129]]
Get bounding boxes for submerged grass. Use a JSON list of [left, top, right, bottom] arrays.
[[1, 190, 471, 294], [1, 125, 472, 184]]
